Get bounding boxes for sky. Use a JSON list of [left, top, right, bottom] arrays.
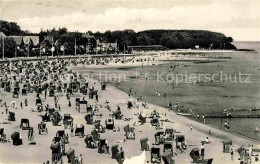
[[0, 0, 260, 41]]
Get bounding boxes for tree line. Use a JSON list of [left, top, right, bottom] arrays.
[[0, 20, 236, 58]]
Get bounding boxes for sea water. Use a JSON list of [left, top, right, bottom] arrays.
[[76, 41, 260, 141]]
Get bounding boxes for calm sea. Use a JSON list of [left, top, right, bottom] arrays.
[[76, 41, 260, 141]]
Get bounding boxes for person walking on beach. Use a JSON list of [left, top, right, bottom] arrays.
[[66, 92, 69, 100], [24, 98, 28, 106], [96, 94, 99, 102], [5, 106, 8, 114], [20, 102, 23, 109], [71, 126, 74, 137], [230, 146, 234, 160], [201, 143, 205, 159], [190, 124, 193, 131], [44, 90, 47, 99]]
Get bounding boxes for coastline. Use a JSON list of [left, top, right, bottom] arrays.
[[71, 58, 260, 142], [71, 61, 260, 143], [100, 78, 259, 163], [0, 58, 258, 163], [0, 48, 252, 64], [97, 78, 260, 143]]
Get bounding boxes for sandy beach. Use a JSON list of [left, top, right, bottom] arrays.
[[0, 59, 259, 164]]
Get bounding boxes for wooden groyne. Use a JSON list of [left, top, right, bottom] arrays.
[[206, 115, 260, 119]]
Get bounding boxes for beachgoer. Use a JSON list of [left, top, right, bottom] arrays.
[[197, 114, 200, 121], [96, 95, 98, 102], [71, 127, 74, 137], [44, 90, 47, 99], [168, 101, 172, 109], [204, 137, 209, 143], [78, 154, 83, 164], [231, 146, 234, 160], [25, 98, 28, 106], [190, 124, 193, 131], [201, 143, 205, 159]]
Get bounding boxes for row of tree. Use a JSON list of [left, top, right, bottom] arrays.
[[0, 20, 236, 58]]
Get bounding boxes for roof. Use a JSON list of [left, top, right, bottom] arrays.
[[102, 43, 117, 48], [23, 36, 30, 44], [8, 36, 39, 46], [10, 36, 23, 45], [30, 36, 39, 46]]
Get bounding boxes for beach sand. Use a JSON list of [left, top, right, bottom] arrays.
[[0, 61, 259, 164]]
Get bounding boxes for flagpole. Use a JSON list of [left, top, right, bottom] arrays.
[[52, 37, 54, 57], [15, 45, 17, 58], [27, 39, 30, 57], [115, 39, 117, 54], [39, 44, 41, 58], [86, 43, 88, 55], [2, 37, 4, 60], [75, 38, 77, 56]]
